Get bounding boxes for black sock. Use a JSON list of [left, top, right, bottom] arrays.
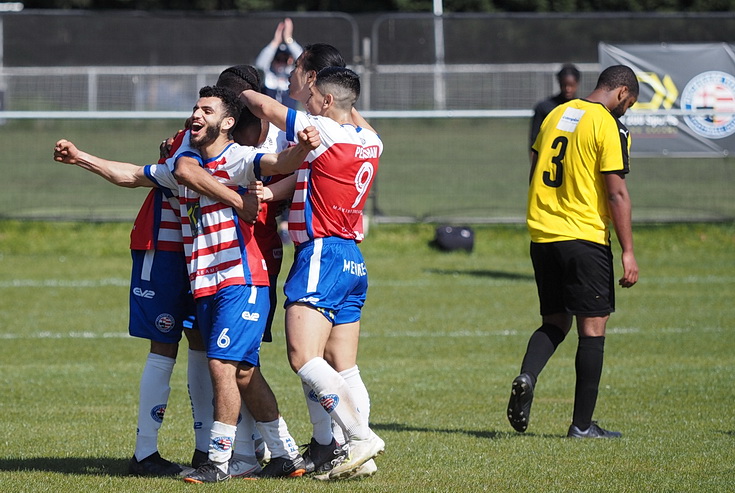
[[520, 323, 567, 387], [572, 336, 606, 429]]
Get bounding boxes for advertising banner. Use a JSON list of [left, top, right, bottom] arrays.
[[599, 43, 735, 157]]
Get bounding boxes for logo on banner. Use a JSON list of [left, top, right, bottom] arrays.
[[681, 71, 735, 139], [635, 72, 678, 110]]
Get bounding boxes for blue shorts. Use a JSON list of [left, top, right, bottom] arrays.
[[284, 237, 367, 325], [129, 249, 196, 344], [196, 284, 270, 365]]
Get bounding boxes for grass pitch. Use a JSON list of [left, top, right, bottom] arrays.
[[0, 220, 734, 492], [2, 118, 734, 223]]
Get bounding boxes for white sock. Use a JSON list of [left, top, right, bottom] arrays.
[[297, 357, 369, 441], [234, 400, 257, 461], [256, 417, 300, 459], [340, 365, 371, 423], [331, 420, 346, 447], [333, 365, 370, 445], [134, 353, 175, 462], [187, 349, 213, 454], [302, 380, 334, 445], [209, 421, 237, 471]]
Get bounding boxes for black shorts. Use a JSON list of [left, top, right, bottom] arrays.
[[530, 240, 615, 317]]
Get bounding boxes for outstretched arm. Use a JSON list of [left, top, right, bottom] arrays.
[[53, 139, 154, 188], [240, 89, 290, 131], [254, 21, 283, 71], [258, 126, 320, 177], [173, 156, 261, 224], [282, 18, 303, 58], [351, 108, 376, 133], [605, 172, 638, 288]]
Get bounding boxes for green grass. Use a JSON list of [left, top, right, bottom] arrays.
[[1, 220, 734, 492], [2, 118, 734, 222]]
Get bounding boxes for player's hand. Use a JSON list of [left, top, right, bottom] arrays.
[[160, 127, 187, 160], [159, 136, 176, 160], [283, 18, 294, 42], [53, 139, 79, 164], [235, 189, 261, 224], [297, 126, 321, 151], [619, 251, 638, 288], [273, 21, 284, 44], [248, 181, 264, 201]]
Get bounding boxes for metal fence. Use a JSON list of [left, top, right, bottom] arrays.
[[0, 63, 601, 113], [1, 11, 734, 223], [5, 11, 735, 112]]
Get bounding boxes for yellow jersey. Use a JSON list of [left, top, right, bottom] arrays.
[[527, 99, 631, 246]]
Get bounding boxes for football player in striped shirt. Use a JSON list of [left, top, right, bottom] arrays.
[[217, 58, 373, 478], [507, 65, 639, 439], [125, 129, 210, 478], [170, 65, 278, 477], [220, 50, 376, 479], [101, 123, 261, 478], [282, 43, 379, 479], [240, 66, 385, 480], [54, 85, 321, 483]]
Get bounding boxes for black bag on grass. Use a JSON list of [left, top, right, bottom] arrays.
[[431, 225, 474, 252]]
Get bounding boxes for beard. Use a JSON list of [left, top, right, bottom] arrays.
[[610, 103, 624, 119], [611, 100, 630, 119], [190, 121, 220, 149]]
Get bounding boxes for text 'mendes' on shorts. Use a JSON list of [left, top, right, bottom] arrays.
[[129, 249, 196, 344], [284, 237, 367, 325], [196, 284, 270, 365], [530, 239, 615, 317]]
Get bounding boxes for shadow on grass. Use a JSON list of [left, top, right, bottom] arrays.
[[426, 268, 534, 281], [0, 457, 129, 476], [371, 422, 558, 440]]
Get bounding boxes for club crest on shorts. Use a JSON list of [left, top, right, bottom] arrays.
[[150, 404, 166, 423], [319, 394, 340, 413], [155, 313, 175, 333]]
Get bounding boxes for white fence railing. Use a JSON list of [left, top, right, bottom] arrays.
[[0, 63, 601, 113]]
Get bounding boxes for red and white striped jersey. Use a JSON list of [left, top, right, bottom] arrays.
[[145, 134, 269, 299], [129, 130, 187, 252], [284, 109, 381, 246], [253, 123, 290, 275]]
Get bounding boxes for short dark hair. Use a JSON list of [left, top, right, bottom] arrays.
[[557, 63, 580, 82], [595, 65, 640, 98], [198, 85, 243, 121], [315, 66, 360, 109], [301, 43, 346, 74]]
